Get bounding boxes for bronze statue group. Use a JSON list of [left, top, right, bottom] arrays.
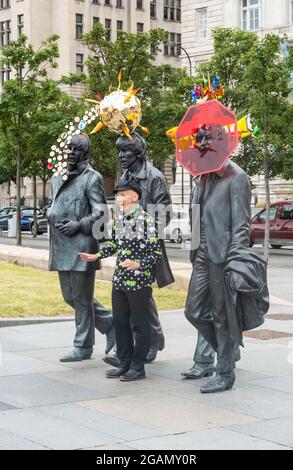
[[46, 132, 269, 393]]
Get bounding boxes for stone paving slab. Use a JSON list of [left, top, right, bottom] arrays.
[[78, 391, 259, 435], [0, 374, 110, 408], [0, 312, 293, 449], [0, 408, 119, 450], [168, 380, 293, 420], [130, 428, 292, 451], [229, 417, 293, 448], [0, 429, 49, 450], [36, 403, 161, 442], [0, 401, 17, 412], [0, 352, 66, 377], [246, 375, 293, 395]]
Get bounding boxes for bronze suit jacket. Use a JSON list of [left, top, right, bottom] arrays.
[[190, 160, 252, 264], [47, 163, 107, 272]]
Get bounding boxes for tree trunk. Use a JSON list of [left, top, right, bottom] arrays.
[[16, 142, 22, 246], [263, 151, 271, 263], [32, 174, 38, 238]]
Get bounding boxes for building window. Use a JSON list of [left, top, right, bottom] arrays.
[[241, 0, 260, 31], [164, 0, 181, 22], [104, 0, 111, 6], [169, 32, 175, 56], [136, 0, 143, 10], [117, 20, 123, 38], [176, 33, 181, 56], [150, 43, 157, 54], [76, 53, 84, 73], [105, 18, 111, 41], [176, 0, 181, 22], [93, 17, 100, 26], [163, 32, 180, 57], [0, 21, 5, 46], [0, 0, 10, 9], [76, 14, 83, 40], [197, 8, 207, 39], [1, 64, 11, 84], [6, 19, 10, 44], [150, 0, 156, 19], [291, 1, 293, 23], [92, 0, 100, 4], [0, 20, 10, 46], [137, 22, 144, 33], [17, 14, 24, 37], [116, 0, 123, 7]]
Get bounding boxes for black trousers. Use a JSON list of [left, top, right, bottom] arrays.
[[185, 243, 236, 377], [112, 287, 152, 371]]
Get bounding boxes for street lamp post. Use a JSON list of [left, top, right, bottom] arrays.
[[178, 45, 193, 77]]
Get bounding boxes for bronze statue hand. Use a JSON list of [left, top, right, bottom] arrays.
[[58, 219, 81, 237]]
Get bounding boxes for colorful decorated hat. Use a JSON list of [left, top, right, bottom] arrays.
[[48, 71, 147, 180]]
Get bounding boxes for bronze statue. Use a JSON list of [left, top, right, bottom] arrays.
[[47, 134, 115, 362], [185, 160, 269, 393], [105, 133, 174, 367]]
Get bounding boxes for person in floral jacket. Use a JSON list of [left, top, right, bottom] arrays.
[[79, 180, 162, 381]]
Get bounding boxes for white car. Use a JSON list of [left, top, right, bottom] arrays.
[[163, 208, 190, 244]]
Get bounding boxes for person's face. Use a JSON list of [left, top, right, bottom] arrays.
[[117, 137, 142, 170], [116, 189, 139, 212], [66, 139, 86, 171]]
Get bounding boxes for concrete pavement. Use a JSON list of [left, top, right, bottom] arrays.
[[1, 242, 293, 449], [0, 294, 293, 449]]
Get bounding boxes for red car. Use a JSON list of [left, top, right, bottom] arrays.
[[250, 199, 293, 248]]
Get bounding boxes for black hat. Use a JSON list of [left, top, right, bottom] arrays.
[[114, 179, 142, 198]]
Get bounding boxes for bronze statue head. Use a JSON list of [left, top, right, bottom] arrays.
[[67, 134, 90, 172], [116, 132, 147, 170]]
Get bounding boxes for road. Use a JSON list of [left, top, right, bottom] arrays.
[[0, 232, 292, 268]]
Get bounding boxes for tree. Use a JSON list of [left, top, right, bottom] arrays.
[[25, 90, 84, 236], [197, 28, 258, 114], [197, 29, 293, 261], [0, 35, 60, 245], [82, 24, 191, 176], [242, 34, 293, 261]]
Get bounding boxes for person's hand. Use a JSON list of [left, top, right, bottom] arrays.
[[121, 259, 140, 271], [57, 219, 81, 237], [79, 252, 99, 262]]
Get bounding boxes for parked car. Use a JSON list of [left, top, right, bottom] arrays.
[[250, 199, 293, 248], [0, 207, 16, 231], [0, 206, 43, 233], [163, 208, 190, 244], [30, 208, 48, 235]]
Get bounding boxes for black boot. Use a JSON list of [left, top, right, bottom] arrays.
[[120, 368, 146, 382], [200, 374, 235, 393], [181, 362, 214, 379], [105, 324, 116, 355], [103, 353, 120, 368], [106, 361, 130, 378], [59, 347, 93, 362], [145, 335, 165, 363]]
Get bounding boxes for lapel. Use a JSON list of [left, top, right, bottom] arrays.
[[202, 173, 215, 204], [54, 176, 74, 200], [196, 174, 214, 204], [196, 160, 231, 204], [54, 162, 89, 200]]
